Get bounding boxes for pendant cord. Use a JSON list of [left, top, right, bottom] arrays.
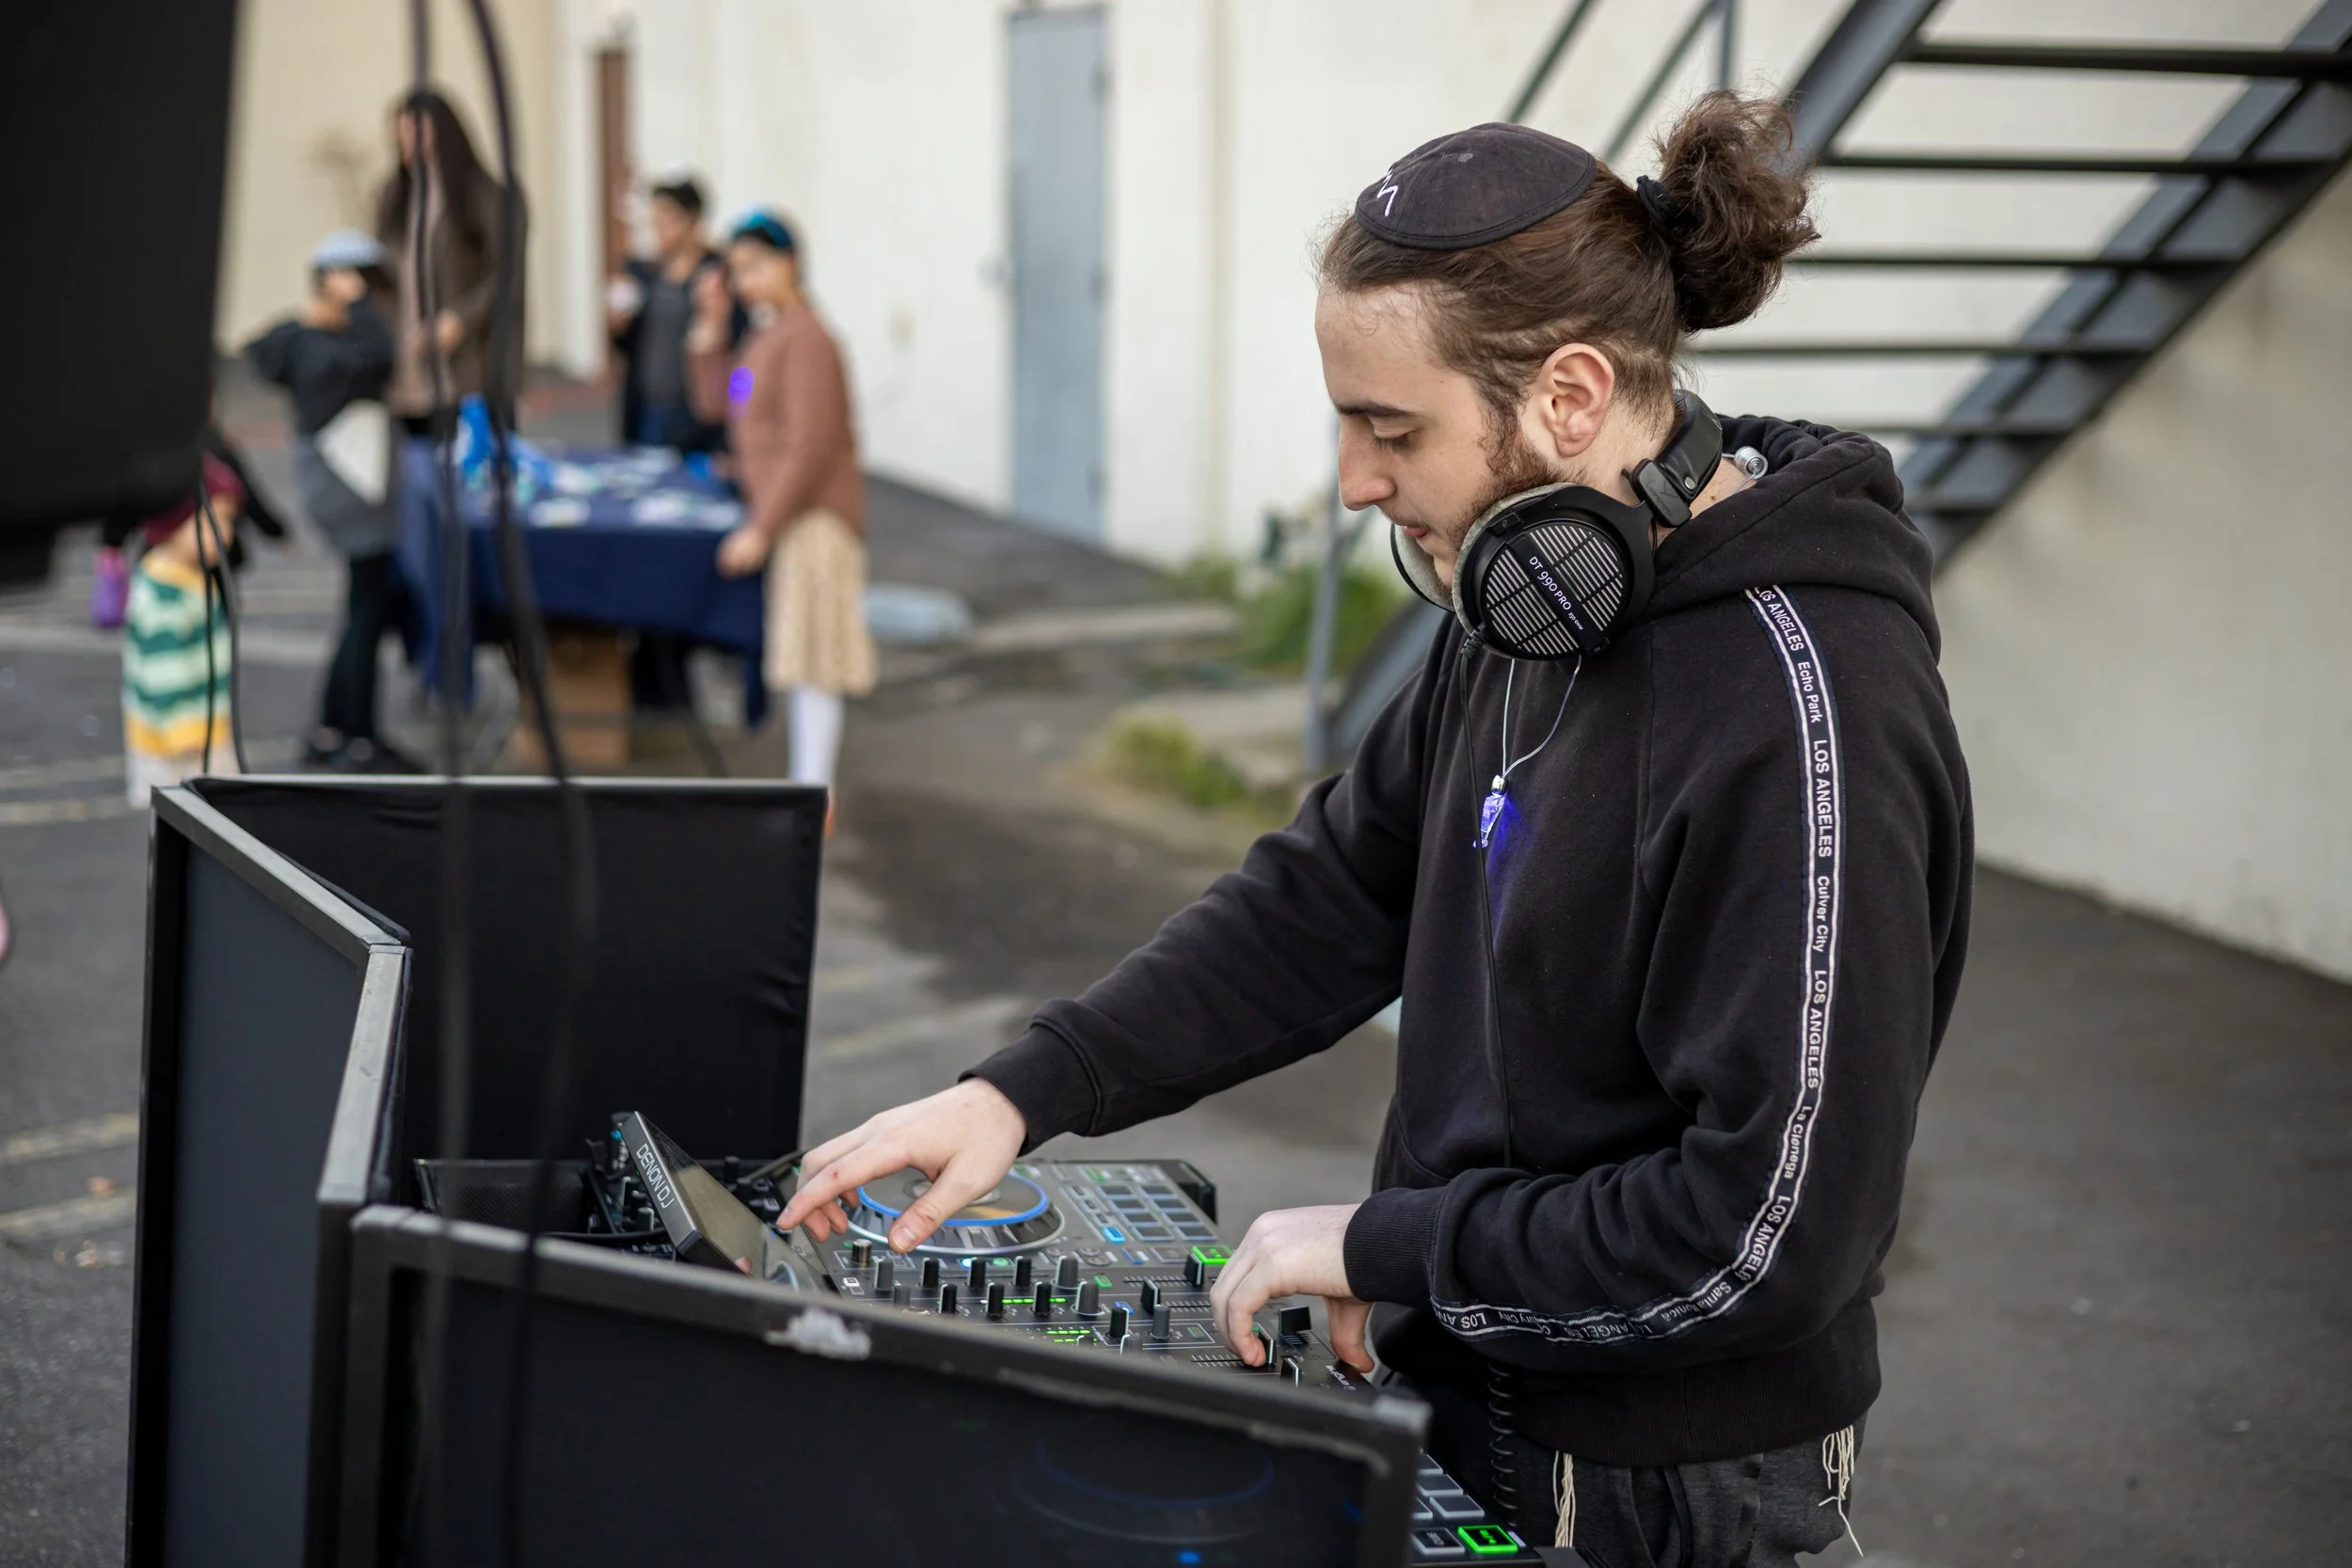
[[1497, 657, 1583, 786]]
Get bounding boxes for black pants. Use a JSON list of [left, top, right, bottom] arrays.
[[1421, 1371, 1857, 1568], [320, 551, 401, 744]]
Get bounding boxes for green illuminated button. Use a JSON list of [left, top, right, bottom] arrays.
[[1457, 1523, 1520, 1556], [1187, 1243, 1232, 1266]]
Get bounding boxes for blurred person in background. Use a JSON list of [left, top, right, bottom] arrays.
[[689, 211, 874, 810], [96, 425, 286, 626], [120, 451, 248, 802], [610, 175, 743, 715], [374, 88, 527, 433], [245, 229, 418, 773], [609, 175, 737, 452]]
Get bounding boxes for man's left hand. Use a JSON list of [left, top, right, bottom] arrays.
[[1209, 1204, 1374, 1371], [716, 525, 771, 578]]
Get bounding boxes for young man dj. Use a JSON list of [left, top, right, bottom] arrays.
[[782, 94, 1972, 1565]]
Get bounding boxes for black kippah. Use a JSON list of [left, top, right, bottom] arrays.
[[1355, 122, 1597, 250]]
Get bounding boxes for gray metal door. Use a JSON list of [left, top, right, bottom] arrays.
[[1008, 7, 1106, 542]]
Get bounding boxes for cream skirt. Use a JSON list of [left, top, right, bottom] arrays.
[[764, 507, 877, 695]]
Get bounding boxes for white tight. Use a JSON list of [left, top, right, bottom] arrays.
[[787, 686, 845, 789]]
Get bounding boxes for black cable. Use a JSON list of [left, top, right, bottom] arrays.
[[196, 483, 217, 777], [738, 1146, 808, 1190], [402, 3, 474, 1563], [193, 487, 249, 773], [1476, 836, 1516, 1173], [1462, 642, 1516, 1173], [1486, 1362, 1523, 1532], [451, 8, 600, 1568]]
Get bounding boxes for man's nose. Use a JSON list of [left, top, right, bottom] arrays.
[[1336, 434, 1393, 513]]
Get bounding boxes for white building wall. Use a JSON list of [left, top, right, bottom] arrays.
[[218, 0, 570, 365], [590, 0, 1876, 563], [1932, 166, 2352, 981], [1100, 0, 1220, 561]]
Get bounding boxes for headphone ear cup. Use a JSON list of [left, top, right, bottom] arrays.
[[1462, 506, 1641, 658]]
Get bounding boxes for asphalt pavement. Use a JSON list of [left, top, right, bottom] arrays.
[[0, 375, 2344, 1566]]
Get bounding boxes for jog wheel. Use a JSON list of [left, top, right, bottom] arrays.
[[844, 1167, 1063, 1256]]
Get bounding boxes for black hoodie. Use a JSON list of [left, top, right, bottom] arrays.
[[970, 418, 1974, 1466]]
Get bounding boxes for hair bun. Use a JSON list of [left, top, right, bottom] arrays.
[[1648, 90, 1820, 333]]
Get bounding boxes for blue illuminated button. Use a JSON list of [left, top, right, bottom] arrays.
[[1100, 1226, 1126, 1243]]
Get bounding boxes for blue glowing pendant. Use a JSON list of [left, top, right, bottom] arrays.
[[1477, 775, 1507, 849]]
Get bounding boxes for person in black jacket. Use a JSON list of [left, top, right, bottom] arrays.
[[246, 230, 415, 770], [781, 93, 1972, 1566], [608, 175, 737, 452]]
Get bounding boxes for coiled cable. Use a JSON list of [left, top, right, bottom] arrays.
[[1486, 1361, 1522, 1531]]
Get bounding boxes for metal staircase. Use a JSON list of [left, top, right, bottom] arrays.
[[1320, 0, 2352, 761], [1731, 0, 2352, 557]]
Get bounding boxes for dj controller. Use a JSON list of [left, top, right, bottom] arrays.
[[428, 1114, 1544, 1563]]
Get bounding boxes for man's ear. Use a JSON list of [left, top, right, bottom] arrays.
[[1521, 342, 1616, 464]]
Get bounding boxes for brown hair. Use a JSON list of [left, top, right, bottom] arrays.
[[1320, 91, 1819, 430]]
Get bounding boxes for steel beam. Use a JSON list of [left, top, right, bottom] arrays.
[[1820, 150, 2332, 175], [1779, 0, 1945, 167], [1902, 41, 2352, 79], [1694, 338, 2150, 357], [1792, 250, 2227, 270], [1506, 0, 1605, 123]]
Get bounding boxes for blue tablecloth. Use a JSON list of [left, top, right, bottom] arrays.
[[396, 439, 767, 721]]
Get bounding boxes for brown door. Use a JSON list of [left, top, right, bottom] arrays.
[[596, 45, 631, 372]]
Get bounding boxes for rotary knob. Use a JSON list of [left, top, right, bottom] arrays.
[[968, 1257, 988, 1293], [1033, 1282, 1056, 1320], [1013, 1257, 1034, 1292], [874, 1257, 896, 1293], [1056, 1256, 1079, 1290], [986, 1282, 1007, 1321], [1150, 1303, 1173, 1343], [891, 1282, 910, 1307], [1075, 1279, 1102, 1318], [850, 1239, 872, 1269], [939, 1283, 961, 1316], [920, 1258, 942, 1293], [1107, 1304, 1131, 1343]]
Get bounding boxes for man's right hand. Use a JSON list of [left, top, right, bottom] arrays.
[[777, 1079, 1027, 1254]]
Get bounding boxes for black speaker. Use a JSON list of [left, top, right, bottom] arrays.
[[0, 1, 240, 535]]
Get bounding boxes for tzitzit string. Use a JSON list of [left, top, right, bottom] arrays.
[[1820, 1425, 1861, 1556], [1552, 1452, 1577, 1547]]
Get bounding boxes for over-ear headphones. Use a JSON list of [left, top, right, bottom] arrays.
[[1391, 390, 1724, 659]]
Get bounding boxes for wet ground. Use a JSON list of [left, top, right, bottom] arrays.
[[0, 372, 2344, 1566]]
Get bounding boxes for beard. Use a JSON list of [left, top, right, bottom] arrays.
[[1422, 426, 1561, 566]]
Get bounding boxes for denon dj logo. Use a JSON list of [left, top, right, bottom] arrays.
[[632, 1143, 676, 1211]]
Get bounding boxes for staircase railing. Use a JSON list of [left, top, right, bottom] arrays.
[[1312, 0, 2352, 768], [1717, 0, 2352, 557]]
